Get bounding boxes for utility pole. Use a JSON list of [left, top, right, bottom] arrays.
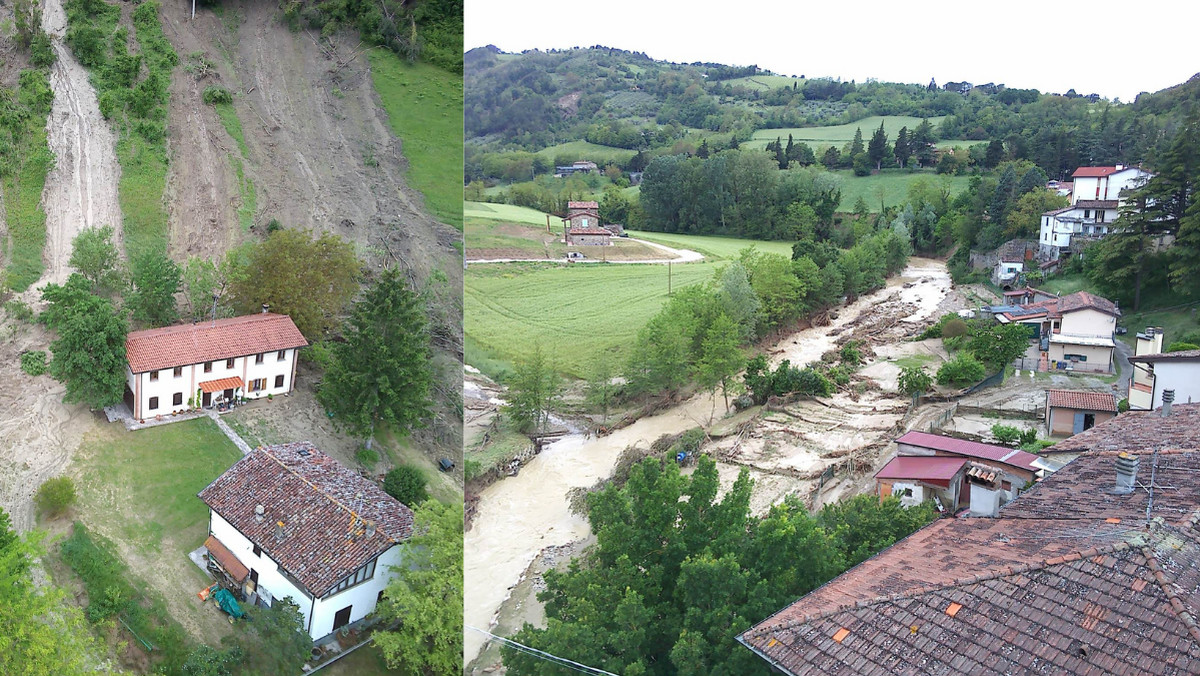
[[668, 262, 672, 295]]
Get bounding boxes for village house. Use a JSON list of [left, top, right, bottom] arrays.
[[999, 286, 1057, 307], [1044, 388, 1118, 436], [123, 309, 307, 421], [892, 431, 1048, 494], [198, 442, 413, 642], [740, 402, 1200, 675], [552, 160, 599, 177], [562, 200, 612, 246], [1128, 348, 1200, 410], [1039, 165, 1153, 260], [1128, 326, 1165, 410], [994, 290, 1120, 373]]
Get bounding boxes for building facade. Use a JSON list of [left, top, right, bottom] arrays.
[[1039, 165, 1153, 259]]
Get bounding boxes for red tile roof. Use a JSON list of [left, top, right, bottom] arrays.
[[1021, 291, 1120, 320], [1072, 166, 1122, 177], [199, 377, 244, 393], [1048, 404, 1200, 454], [198, 442, 413, 597], [740, 448, 1200, 675], [896, 431, 1040, 471], [1073, 199, 1118, 209], [874, 456, 966, 482], [126, 314, 307, 374], [1047, 389, 1118, 412], [567, 226, 612, 236], [1129, 348, 1200, 362], [566, 200, 599, 210]]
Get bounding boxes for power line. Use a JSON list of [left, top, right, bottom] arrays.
[[466, 625, 620, 676]]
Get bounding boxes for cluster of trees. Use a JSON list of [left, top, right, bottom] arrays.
[[639, 151, 842, 239], [281, 0, 463, 72], [504, 456, 935, 675]]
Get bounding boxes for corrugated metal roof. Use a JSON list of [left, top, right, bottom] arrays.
[[875, 456, 966, 481]]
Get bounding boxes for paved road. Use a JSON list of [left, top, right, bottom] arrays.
[[1114, 338, 1133, 396]]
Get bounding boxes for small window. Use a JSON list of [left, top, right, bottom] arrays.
[[172, 392, 182, 406], [148, 396, 159, 410], [252, 544, 261, 557], [1084, 210, 1091, 218], [248, 378, 267, 392], [203, 362, 213, 373], [277, 350, 286, 361], [274, 375, 285, 389], [255, 353, 264, 365], [149, 370, 159, 382], [173, 366, 182, 378], [225, 358, 235, 369]]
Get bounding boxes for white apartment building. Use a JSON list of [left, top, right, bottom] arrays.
[[1039, 165, 1153, 259]]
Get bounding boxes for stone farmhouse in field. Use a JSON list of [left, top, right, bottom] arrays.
[[1039, 165, 1153, 259], [562, 201, 612, 245], [199, 442, 414, 642], [123, 309, 307, 421], [740, 403, 1200, 675]]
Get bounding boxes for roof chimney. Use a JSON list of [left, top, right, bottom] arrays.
[[274, 520, 285, 542], [254, 504, 265, 523], [1114, 452, 1139, 495], [1162, 389, 1175, 417], [261, 303, 270, 314], [365, 521, 376, 538], [1115, 164, 1124, 171]]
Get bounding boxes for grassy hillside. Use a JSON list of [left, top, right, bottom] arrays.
[[832, 170, 972, 212], [369, 51, 464, 229], [534, 140, 638, 165], [465, 201, 553, 226], [627, 231, 794, 260], [747, 115, 947, 149]]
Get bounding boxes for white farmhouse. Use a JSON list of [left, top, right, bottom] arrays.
[[1039, 165, 1153, 259], [198, 442, 414, 641], [995, 291, 1120, 373], [1128, 349, 1200, 410], [123, 309, 307, 420]]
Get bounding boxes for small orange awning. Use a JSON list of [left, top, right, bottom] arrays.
[[204, 535, 249, 582], [199, 377, 244, 393]]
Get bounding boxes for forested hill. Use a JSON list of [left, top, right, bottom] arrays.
[[466, 45, 1199, 180]]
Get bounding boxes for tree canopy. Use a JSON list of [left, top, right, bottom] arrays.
[[42, 273, 128, 409]]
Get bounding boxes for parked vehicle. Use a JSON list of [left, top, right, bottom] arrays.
[[566, 251, 585, 260]]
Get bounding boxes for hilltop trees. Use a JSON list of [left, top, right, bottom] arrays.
[[126, 252, 181, 327], [867, 120, 890, 171], [318, 267, 433, 448], [41, 273, 127, 409]]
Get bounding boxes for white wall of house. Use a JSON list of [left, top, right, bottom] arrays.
[[1048, 342, 1113, 372], [1060, 308, 1116, 338], [993, 261, 1023, 286], [127, 348, 298, 419], [1149, 361, 1200, 409], [208, 510, 403, 641]]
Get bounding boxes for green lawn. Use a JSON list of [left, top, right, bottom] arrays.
[[935, 139, 988, 149], [466, 261, 716, 379], [368, 51, 463, 229], [323, 643, 404, 676], [747, 115, 947, 150], [465, 201, 552, 226], [1039, 272, 1091, 296], [626, 230, 794, 260], [70, 417, 243, 556], [831, 169, 972, 212], [534, 140, 637, 165]]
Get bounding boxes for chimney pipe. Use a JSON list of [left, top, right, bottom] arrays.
[[261, 303, 270, 314], [1114, 452, 1139, 495], [365, 521, 376, 538], [1162, 389, 1175, 417], [254, 504, 265, 523], [274, 520, 285, 542]]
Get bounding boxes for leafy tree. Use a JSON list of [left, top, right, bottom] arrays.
[[181, 645, 243, 676], [897, 365, 933, 400], [585, 352, 619, 424], [822, 145, 841, 170], [968, 321, 1030, 371], [505, 344, 562, 433], [740, 249, 803, 333], [991, 424, 1022, 446], [818, 494, 936, 567], [127, 252, 181, 327], [848, 126, 865, 158], [229, 599, 310, 675], [1167, 342, 1200, 352], [182, 256, 228, 321], [1087, 184, 1163, 311], [227, 229, 360, 338], [68, 224, 124, 294], [599, 185, 630, 225], [911, 118, 936, 167], [697, 313, 744, 418], [715, 262, 760, 341], [42, 277, 128, 409], [34, 476, 76, 518], [317, 267, 432, 447], [383, 466, 429, 507], [867, 120, 890, 171], [936, 353, 987, 386], [626, 310, 693, 397], [375, 500, 464, 676]]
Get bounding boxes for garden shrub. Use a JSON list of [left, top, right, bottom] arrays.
[[383, 465, 428, 506], [941, 318, 969, 338], [34, 476, 76, 518], [20, 350, 47, 376], [936, 353, 986, 387], [201, 85, 232, 106]]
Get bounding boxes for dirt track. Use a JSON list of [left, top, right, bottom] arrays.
[[35, 0, 124, 291]]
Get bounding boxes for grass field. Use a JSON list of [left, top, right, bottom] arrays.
[[720, 74, 806, 91], [466, 261, 716, 378], [533, 140, 637, 165], [465, 201, 552, 226], [935, 139, 988, 149], [832, 169, 972, 212], [2, 127, 52, 291], [369, 51, 463, 229], [626, 230, 794, 260], [747, 115, 947, 150]]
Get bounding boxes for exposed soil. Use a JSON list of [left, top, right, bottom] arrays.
[[34, 0, 124, 292]]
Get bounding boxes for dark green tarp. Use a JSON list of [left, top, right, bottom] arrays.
[[213, 588, 244, 619]]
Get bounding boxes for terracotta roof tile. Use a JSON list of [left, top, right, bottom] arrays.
[[1049, 404, 1200, 454], [567, 226, 612, 236], [126, 313, 307, 374], [1047, 389, 1119, 412], [1129, 349, 1200, 363], [1074, 199, 1119, 209], [566, 200, 599, 210], [198, 442, 413, 597], [1072, 166, 1122, 177]]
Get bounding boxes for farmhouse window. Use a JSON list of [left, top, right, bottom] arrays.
[[275, 375, 285, 388], [277, 350, 286, 361], [255, 353, 264, 364], [248, 378, 267, 392], [204, 362, 213, 373], [149, 397, 159, 410], [324, 558, 376, 598], [150, 370, 159, 382], [1064, 354, 1088, 362], [173, 392, 183, 406], [225, 358, 235, 369], [253, 544, 261, 557], [1084, 210, 1091, 219], [173, 366, 183, 378]]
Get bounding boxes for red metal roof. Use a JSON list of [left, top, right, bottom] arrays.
[[126, 313, 307, 374], [198, 442, 413, 597], [1047, 389, 1118, 412], [874, 456, 966, 482], [1071, 166, 1121, 177], [896, 431, 1040, 470]]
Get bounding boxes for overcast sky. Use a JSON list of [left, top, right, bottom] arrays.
[[465, 0, 1199, 102]]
